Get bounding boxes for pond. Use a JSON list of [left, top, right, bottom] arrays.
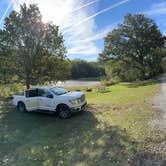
[[56, 80, 101, 87]]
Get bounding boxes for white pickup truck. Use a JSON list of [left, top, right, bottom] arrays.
[[13, 86, 87, 119]]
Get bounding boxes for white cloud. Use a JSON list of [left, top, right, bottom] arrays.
[[67, 24, 116, 45], [144, 1, 166, 16], [12, 0, 100, 59], [68, 44, 99, 55], [11, 0, 125, 60]]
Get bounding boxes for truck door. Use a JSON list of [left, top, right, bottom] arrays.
[[38, 89, 54, 111], [25, 89, 39, 111]]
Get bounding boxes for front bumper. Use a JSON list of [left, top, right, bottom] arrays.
[[70, 102, 87, 112]]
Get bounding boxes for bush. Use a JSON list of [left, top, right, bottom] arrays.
[[101, 79, 119, 86], [95, 86, 109, 93], [10, 83, 25, 94], [0, 86, 12, 98], [0, 84, 25, 98]]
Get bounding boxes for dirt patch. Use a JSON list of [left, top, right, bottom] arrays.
[[89, 104, 122, 113]]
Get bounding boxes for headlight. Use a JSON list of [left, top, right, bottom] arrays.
[[69, 99, 78, 105]]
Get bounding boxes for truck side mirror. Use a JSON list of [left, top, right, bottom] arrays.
[[47, 94, 53, 98]]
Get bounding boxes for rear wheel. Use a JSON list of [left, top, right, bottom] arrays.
[[57, 105, 71, 119], [17, 102, 26, 112]]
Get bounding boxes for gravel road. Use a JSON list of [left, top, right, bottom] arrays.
[[152, 74, 166, 133]]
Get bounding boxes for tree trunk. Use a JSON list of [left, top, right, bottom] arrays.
[[26, 83, 30, 90], [140, 68, 145, 80], [26, 75, 30, 89]]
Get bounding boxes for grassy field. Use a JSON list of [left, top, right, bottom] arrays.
[[0, 80, 165, 166]]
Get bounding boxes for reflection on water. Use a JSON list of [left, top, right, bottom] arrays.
[[56, 80, 100, 87]]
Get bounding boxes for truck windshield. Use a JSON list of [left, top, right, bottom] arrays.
[[50, 87, 69, 95]]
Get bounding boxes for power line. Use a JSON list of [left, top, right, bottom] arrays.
[[63, 0, 130, 34], [0, 0, 14, 26], [72, 0, 100, 13]]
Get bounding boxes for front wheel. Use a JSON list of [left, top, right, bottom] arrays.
[[57, 105, 71, 119], [17, 102, 26, 112]]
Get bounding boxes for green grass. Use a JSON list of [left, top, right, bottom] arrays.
[[86, 81, 158, 105], [85, 81, 159, 139], [0, 79, 164, 166]]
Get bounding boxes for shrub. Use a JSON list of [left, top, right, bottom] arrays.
[[0, 84, 25, 98], [96, 86, 109, 93], [101, 79, 119, 86], [10, 83, 25, 94], [0, 86, 12, 98]]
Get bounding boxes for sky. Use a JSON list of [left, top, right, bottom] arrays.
[[0, 0, 166, 61]]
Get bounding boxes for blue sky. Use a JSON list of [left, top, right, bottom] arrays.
[[0, 0, 166, 61]]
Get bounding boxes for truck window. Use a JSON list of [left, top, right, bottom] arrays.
[[26, 89, 38, 98], [38, 89, 51, 97], [50, 87, 68, 95]]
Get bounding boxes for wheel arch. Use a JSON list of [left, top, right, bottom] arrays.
[[56, 103, 70, 112], [17, 101, 27, 112], [17, 101, 25, 106]]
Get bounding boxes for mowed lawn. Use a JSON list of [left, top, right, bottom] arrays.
[[0, 80, 163, 166]]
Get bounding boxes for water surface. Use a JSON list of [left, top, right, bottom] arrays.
[[56, 80, 100, 87]]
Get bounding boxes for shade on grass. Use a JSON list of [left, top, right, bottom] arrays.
[[0, 79, 164, 165]]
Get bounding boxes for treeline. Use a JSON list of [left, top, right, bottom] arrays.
[[70, 59, 105, 79]]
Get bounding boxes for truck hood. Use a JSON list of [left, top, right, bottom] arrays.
[[61, 91, 83, 99]]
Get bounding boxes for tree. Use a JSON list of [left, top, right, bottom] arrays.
[[99, 14, 165, 80], [0, 3, 67, 89], [37, 57, 71, 84]]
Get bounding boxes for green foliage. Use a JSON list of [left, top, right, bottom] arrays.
[[0, 3, 67, 89], [71, 59, 105, 79], [0, 55, 15, 84], [0, 87, 12, 98], [99, 14, 165, 80], [10, 83, 25, 94], [105, 59, 141, 82], [147, 48, 166, 77], [35, 57, 71, 84], [0, 31, 19, 84], [0, 83, 24, 98]]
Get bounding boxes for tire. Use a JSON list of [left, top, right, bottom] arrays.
[[17, 102, 26, 112], [57, 105, 71, 119]]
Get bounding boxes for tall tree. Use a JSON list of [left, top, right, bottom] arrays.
[[0, 3, 67, 88], [99, 14, 165, 79]]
